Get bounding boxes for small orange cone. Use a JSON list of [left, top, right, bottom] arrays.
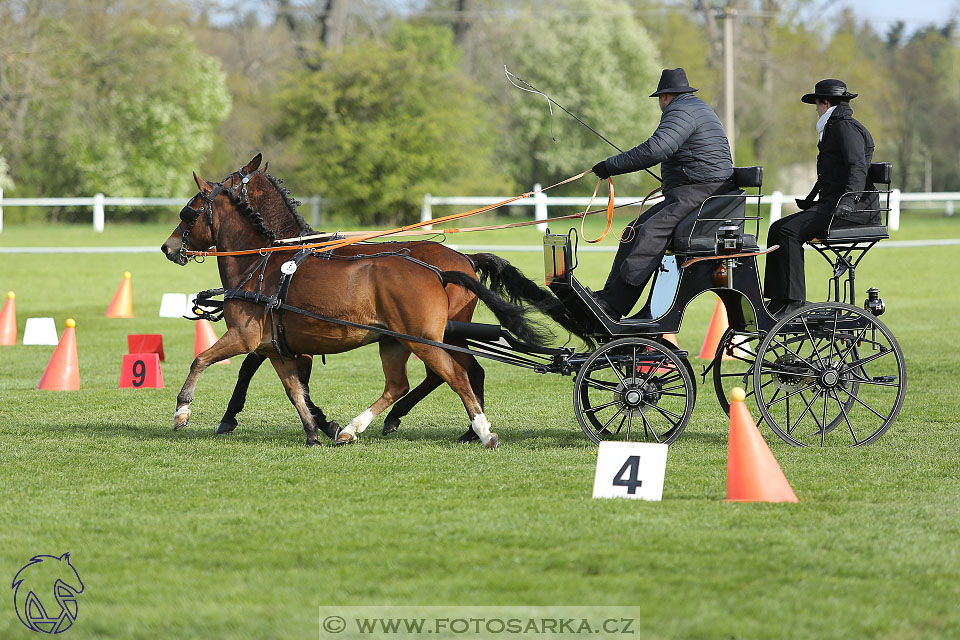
[[726, 387, 798, 503], [662, 333, 679, 348], [106, 272, 134, 318], [194, 319, 229, 364], [698, 298, 732, 360], [37, 318, 80, 390], [0, 291, 16, 345]]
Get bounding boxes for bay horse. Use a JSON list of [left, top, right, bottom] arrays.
[[190, 155, 592, 443], [160, 162, 555, 448]]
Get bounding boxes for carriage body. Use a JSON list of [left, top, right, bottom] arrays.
[[543, 164, 906, 447]]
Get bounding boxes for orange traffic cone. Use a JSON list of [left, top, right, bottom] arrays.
[[194, 319, 229, 364], [37, 318, 80, 390], [662, 333, 679, 348], [0, 291, 16, 345], [698, 298, 731, 360], [106, 272, 134, 318], [726, 387, 798, 503]]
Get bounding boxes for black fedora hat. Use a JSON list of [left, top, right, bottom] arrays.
[[649, 68, 698, 97], [801, 78, 858, 104]]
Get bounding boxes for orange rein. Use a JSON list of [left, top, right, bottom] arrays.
[[184, 170, 611, 258]]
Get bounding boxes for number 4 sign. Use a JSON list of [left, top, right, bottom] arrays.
[[592, 442, 669, 501]]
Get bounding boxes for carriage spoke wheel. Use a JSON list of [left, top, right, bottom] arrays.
[[574, 337, 695, 445], [712, 328, 762, 415], [752, 302, 906, 447]]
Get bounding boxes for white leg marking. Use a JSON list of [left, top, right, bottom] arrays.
[[471, 412, 493, 445], [343, 408, 375, 436]]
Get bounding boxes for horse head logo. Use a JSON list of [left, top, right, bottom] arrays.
[[11, 552, 84, 634]]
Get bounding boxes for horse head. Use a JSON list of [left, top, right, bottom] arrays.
[[161, 153, 282, 264]]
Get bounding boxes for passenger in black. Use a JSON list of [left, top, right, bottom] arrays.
[[591, 68, 734, 321], [764, 79, 878, 317]]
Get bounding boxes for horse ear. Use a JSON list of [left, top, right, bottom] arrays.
[[194, 172, 214, 195], [244, 153, 263, 174]]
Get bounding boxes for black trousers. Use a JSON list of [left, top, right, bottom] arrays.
[[600, 181, 732, 315], [763, 208, 857, 302]]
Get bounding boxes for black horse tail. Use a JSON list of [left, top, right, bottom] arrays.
[[469, 252, 595, 348], [440, 271, 553, 347]]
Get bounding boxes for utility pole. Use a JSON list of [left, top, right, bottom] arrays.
[[722, 5, 736, 163]]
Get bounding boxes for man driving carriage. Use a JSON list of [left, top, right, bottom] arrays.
[[591, 67, 735, 321], [763, 79, 878, 316]]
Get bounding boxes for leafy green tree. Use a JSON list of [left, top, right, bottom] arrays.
[[880, 24, 960, 190], [273, 21, 513, 225], [490, 0, 663, 195], [0, 3, 230, 201]]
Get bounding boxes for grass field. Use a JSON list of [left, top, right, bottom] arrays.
[[1, 213, 959, 639]]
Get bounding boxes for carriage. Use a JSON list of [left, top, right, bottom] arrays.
[[532, 162, 906, 447], [165, 157, 905, 448]]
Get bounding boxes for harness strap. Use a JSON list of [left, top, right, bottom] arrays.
[[192, 288, 561, 370]]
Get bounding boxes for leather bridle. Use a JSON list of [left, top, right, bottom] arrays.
[[173, 165, 261, 263]]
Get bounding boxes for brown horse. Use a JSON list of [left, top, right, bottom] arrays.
[[160, 162, 553, 448], [199, 156, 490, 442], [194, 155, 591, 442]]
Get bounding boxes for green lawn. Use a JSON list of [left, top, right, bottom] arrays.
[[0, 215, 958, 639]]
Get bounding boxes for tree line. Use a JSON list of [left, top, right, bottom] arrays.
[[1, 0, 957, 225]]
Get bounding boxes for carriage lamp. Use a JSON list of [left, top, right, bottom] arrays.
[[716, 221, 744, 254], [713, 221, 743, 288], [864, 287, 885, 316]]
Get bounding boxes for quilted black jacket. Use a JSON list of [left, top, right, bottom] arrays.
[[601, 93, 733, 193]]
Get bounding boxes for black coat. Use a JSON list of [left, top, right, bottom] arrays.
[[602, 93, 733, 193], [809, 101, 878, 224]]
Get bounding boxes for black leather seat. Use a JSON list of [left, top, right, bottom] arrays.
[[670, 166, 764, 255], [670, 194, 758, 254], [818, 225, 888, 242], [815, 162, 892, 243]]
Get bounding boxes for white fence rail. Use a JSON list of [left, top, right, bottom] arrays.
[[0, 190, 327, 233], [422, 188, 960, 233], [2, 185, 958, 234]]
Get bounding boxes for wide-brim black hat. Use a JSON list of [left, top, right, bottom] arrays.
[[801, 78, 858, 104], [649, 68, 698, 97]]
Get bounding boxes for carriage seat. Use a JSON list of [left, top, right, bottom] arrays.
[[669, 166, 764, 255], [813, 162, 891, 244]]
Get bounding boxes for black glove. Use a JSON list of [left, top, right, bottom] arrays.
[[835, 196, 856, 218], [592, 160, 611, 180], [795, 198, 815, 210]]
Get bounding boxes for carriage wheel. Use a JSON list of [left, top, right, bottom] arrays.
[[712, 327, 857, 433], [712, 327, 762, 415], [752, 302, 906, 447], [573, 337, 695, 445]]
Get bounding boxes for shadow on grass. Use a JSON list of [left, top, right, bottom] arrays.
[[36, 418, 594, 449]]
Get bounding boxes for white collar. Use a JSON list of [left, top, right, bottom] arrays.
[[817, 106, 837, 141]]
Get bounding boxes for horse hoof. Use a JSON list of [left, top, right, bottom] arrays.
[[334, 432, 357, 446], [456, 427, 480, 443], [322, 421, 341, 440], [382, 418, 400, 435], [306, 439, 322, 447], [174, 408, 191, 431], [484, 433, 499, 449], [216, 419, 238, 434]]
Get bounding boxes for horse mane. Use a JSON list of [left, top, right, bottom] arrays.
[[225, 188, 277, 242], [263, 172, 314, 235]]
